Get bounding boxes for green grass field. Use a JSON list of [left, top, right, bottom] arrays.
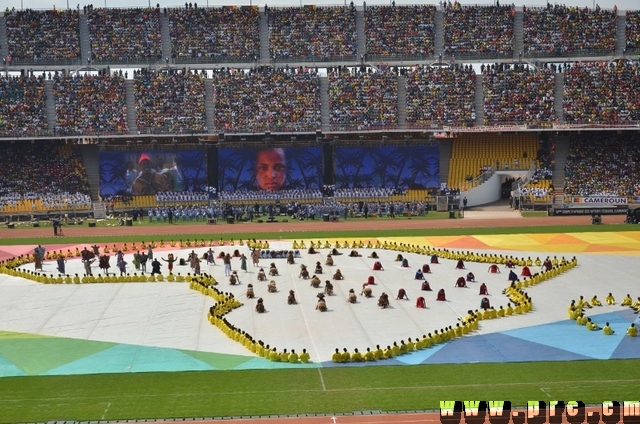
[[1, 222, 638, 422], [0, 361, 638, 422]]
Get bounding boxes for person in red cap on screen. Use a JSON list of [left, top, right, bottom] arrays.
[[132, 153, 171, 195]]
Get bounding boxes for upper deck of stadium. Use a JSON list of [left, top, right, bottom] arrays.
[[1, 3, 640, 140]]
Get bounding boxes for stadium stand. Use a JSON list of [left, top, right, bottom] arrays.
[[364, 5, 436, 60], [134, 69, 206, 134], [523, 5, 617, 57], [447, 133, 539, 190], [563, 60, 640, 125], [5, 9, 81, 64], [53, 73, 128, 136], [563, 133, 640, 197], [87, 6, 162, 63], [168, 5, 260, 62], [0, 75, 49, 137], [405, 65, 476, 128], [328, 67, 398, 131], [443, 3, 514, 58], [0, 142, 91, 214], [267, 5, 357, 60], [627, 10, 640, 54], [482, 64, 555, 128], [213, 67, 321, 134], [1, 4, 640, 215]]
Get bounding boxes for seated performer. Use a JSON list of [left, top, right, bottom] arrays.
[[455, 277, 467, 288], [257, 268, 267, 281], [333, 269, 344, 280], [378, 292, 390, 308], [415, 269, 424, 280], [315, 261, 323, 274], [422, 264, 431, 273], [421, 280, 432, 291], [287, 251, 295, 264], [361, 283, 373, 298], [255, 298, 266, 313], [287, 290, 297, 305], [368, 251, 379, 259], [521, 266, 532, 277], [430, 254, 439, 264], [395, 254, 404, 262], [366, 275, 375, 285], [310, 275, 321, 288], [488, 264, 500, 273], [299, 265, 310, 279], [349, 250, 361, 257], [479, 283, 489, 295], [267, 280, 277, 293], [466, 272, 475, 282], [348, 289, 357, 303], [401, 258, 409, 268], [480, 297, 490, 310], [455, 260, 465, 269], [269, 263, 279, 276], [436, 289, 446, 301], [325, 254, 334, 266], [373, 261, 384, 271], [508, 270, 519, 282], [246, 284, 255, 298], [396, 288, 409, 300], [316, 293, 328, 311], [416, 296, 426, 308], [324, 280, 334, 296]]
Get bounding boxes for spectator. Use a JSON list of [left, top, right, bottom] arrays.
[[563, 133, 640, 197], [563, 61, 640, 125], [524, 5, 616, 57], [6, 9, 80, 63], [329, 67, 398, 130], [268, 6, 356, 60], [626, 10, 640, 53], [213, 67, 321, 133], [53, 72, 128, 136], [405, 64, 476, 128], [364, 5, 436, 58], [444, 2, 514, 57], [168, 6, 260, 61], [134, 69, 206, 134], [0, 75, 48, 137], [482, 63, 555, 127], [88, 6, 162, 62]]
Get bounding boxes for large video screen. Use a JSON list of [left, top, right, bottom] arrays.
[[99, 150, 208, 197], [334, 145, 440, 189], [218, 147, 323, 192]]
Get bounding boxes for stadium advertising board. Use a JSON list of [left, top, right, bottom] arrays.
[[218, 146, 323, 192], [334, 145, 439, 189], [98, 150, 208, 197], [564, 196, 628, 205]]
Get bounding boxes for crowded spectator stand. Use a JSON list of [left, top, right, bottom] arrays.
[[523, 4, 617, 58], [168, 5, 260, 63], [443, 2, 514, 58]]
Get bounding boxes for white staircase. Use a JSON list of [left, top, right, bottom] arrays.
[[44, 80, 56, 134], [474, 74, 484, 126], [320, 76, 330, 133], [125, 79, 137, 134], [397, 75, 406, 129], [93, 202, 107, 219], [554, 73, 564, 124], [259, 8, 270, 64]]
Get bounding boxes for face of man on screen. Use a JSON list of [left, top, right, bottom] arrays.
[[255, 148, 287, 191]]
